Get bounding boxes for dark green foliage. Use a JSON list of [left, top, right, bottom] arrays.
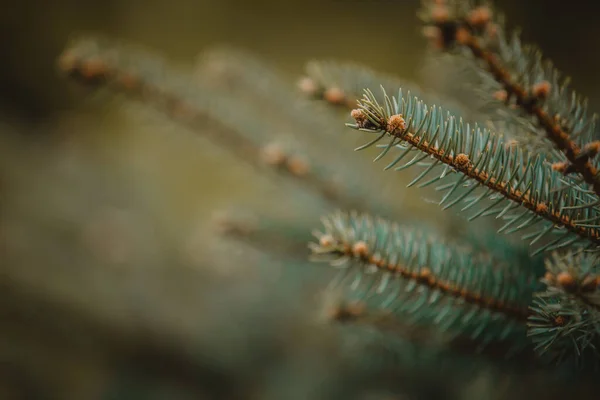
[[528, 252, 600, 371], [311, 211, 536, 356], [349, 88, 600, 253]]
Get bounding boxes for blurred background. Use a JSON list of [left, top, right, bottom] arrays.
[[1, 0, 599, 399]]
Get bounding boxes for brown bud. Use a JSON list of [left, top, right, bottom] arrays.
[[455, 26, 472, 45], [319, 234, 335, 247], [387, 114, 406, 134], [297, 76, 319, 96], [493, 90, 508, 102], [351, 108, 368, 127], [532, 81, 551, 99], [551, 161, 568, 174], [535, 203, 549, 213], [261, 143, 287, 166], [418, 267, 435, 285], [556, 272, 576, 292], [544, 271, 555, 285], [431, 5, 450, 24], [323, 87, 346, 105], [287, 156, 310, 177], [80, 58, 109, 79], [583, 141, 600, 158], [352, 241, 369, 257], [454, 153, 470, 168], [467, 6, 492, 27]]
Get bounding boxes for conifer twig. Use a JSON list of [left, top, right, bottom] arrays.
[[310, 211, 536, 353], [300, 60, 472, 122], [349, 88, 600, 250], [528, 252, 600, 368], [56, 37, 381, 213], [420, 0, 600, 198], [461, 32, 600, 196]]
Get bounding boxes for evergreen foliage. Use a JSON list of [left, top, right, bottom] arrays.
[[50, 0, 600, 398]]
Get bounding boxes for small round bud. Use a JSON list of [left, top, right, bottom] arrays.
[[80, 58, 109, 79], [387, 114, 406, 134], [323, 87, 345, 105], [431, 5, 450, 24], [319, 234, 335, 247], [584, 141, 600, 158], [551, 161, 568, 173], [554, 315, 566, 326], [535, 203, 549, 213], [297, 76, 318, 96], [544, 271, 555, 284], [418, 267, 434, 284], [351, 108, 368, 127], [370, 253, 383, 268], [455, 26, 471, 45], [287, 156, 310, 177], [532, 81, 551, 99], [493, 90, 508, 102], [556, 272, 576, 292], [467, 6, 492, 27], [454, 153, 470, 168], [352, 241, 369, 257], [261, 143, 287, 166]]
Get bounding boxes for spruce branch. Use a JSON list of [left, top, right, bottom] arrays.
[[310, 211, 536, 354], [528, 252, 600, 370], [348, 88, 600, 252], [420, 0, 600, 198], [57, 37, 395, 216], [300, 60, 474, 122]]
